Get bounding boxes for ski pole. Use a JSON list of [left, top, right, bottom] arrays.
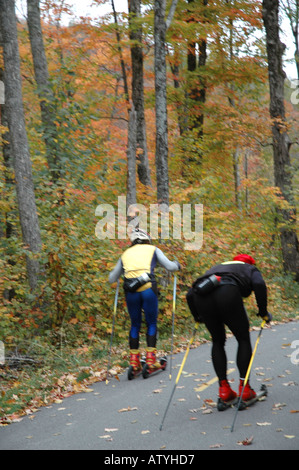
[[106, 279, 120, 385], [169, 274, 177, 380], [160, 322, 199, 431], [230, 319, 266, 432]]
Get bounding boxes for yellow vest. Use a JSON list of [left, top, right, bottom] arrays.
[[121, 244, 156, 292]]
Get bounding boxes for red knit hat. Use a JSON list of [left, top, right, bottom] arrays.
[[233, 254, 256, 265]]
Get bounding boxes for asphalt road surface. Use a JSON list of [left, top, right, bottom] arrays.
[[0, 320, 298, 454]]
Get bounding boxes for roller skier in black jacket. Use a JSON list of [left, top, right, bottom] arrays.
[[186, 254, 272, 404]]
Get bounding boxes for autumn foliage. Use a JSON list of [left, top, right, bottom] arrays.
[[0, 0, 298, 375]]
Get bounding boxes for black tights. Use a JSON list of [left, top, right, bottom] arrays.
[[187, 285, 252, 382], [129, 334, 156, 349]]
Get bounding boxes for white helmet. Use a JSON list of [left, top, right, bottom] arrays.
[[129, 228, 151, 243]]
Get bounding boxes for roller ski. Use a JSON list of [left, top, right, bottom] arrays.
[[236, 383, 268, 410], [127, 350, 145, 380], [217, 379, 238, 411], [142, 347, 167, 379]]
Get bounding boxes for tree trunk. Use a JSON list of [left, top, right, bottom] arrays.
[[0, 0, 42, 291], [262, 0, 299, 281], [27, 0, 60, 182], [186, 0, 208, 138], [128, 0, 152, 187], [0, 65, 16, 301], [126, 105, 137, 210], [154, 0, 169, 206]]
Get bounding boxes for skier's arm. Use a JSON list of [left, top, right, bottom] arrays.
[[155, 248, 180, 272], [108, 258, 123, 283]]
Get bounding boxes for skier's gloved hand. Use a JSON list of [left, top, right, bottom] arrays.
[[257, 311, 272, 323], [175, 261, 181, 270]]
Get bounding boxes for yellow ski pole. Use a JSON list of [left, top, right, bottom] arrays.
[[160, 322, 199, 430], [106, 279, 120, 385], [169, 274, 177, 380], [231, 319, 266, 431]]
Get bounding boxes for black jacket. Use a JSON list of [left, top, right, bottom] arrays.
[[195, 261, 268, 315]]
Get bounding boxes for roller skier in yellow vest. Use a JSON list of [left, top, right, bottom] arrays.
[[109, 228, 180, 378]]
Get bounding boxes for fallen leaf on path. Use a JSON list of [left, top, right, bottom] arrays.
[[141, 430, 150, 434], [290, 410, 299, 413], [105, 428, 118, 432], [152, 389, 163, 394], [256, 422, 271, 426], [99, 435, 111, 439], [284, 435, 295, 439], [237, 436, 254, 446], [204, 399, 217, 407], [272, 403, 286, 410], [209, 443, 223, 448], [118, 406, 138, 413]]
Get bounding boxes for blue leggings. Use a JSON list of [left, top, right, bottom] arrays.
[[125, 288, 158, 348]]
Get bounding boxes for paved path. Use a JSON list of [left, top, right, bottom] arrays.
[[0, 321, 298, 454]]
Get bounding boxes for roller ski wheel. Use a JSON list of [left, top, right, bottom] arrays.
[[128, 358, 145, 380], [237, 384, 268, 410], [217, 396, 238, 411], [142, 356, 167, 379]]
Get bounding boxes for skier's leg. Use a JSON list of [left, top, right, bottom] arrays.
[[142, 288, 161, 369], [125, 291, 142, 350], [221, 287, 256, 399]]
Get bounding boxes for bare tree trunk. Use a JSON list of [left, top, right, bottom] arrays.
[[0, 65, 16, 301], [227, 0, 241, 210], [0, 0, 42, 291], [186, 0, 208, 139], [111, 0, 130, 102], [126, 105, 137, 210], [154, 0, 169, 206], [111, 0, 137, 210], [27, 0, 60, 182], [154, 0, 179, 206], [128, 0, 152, 187], [262, 0, 299, 281], [233, 147, 241, 211]]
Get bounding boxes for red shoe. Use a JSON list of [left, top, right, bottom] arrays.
[[129, 349, 141, 371], [219, 380, 237, 402], [239, 380, 256, 401]]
